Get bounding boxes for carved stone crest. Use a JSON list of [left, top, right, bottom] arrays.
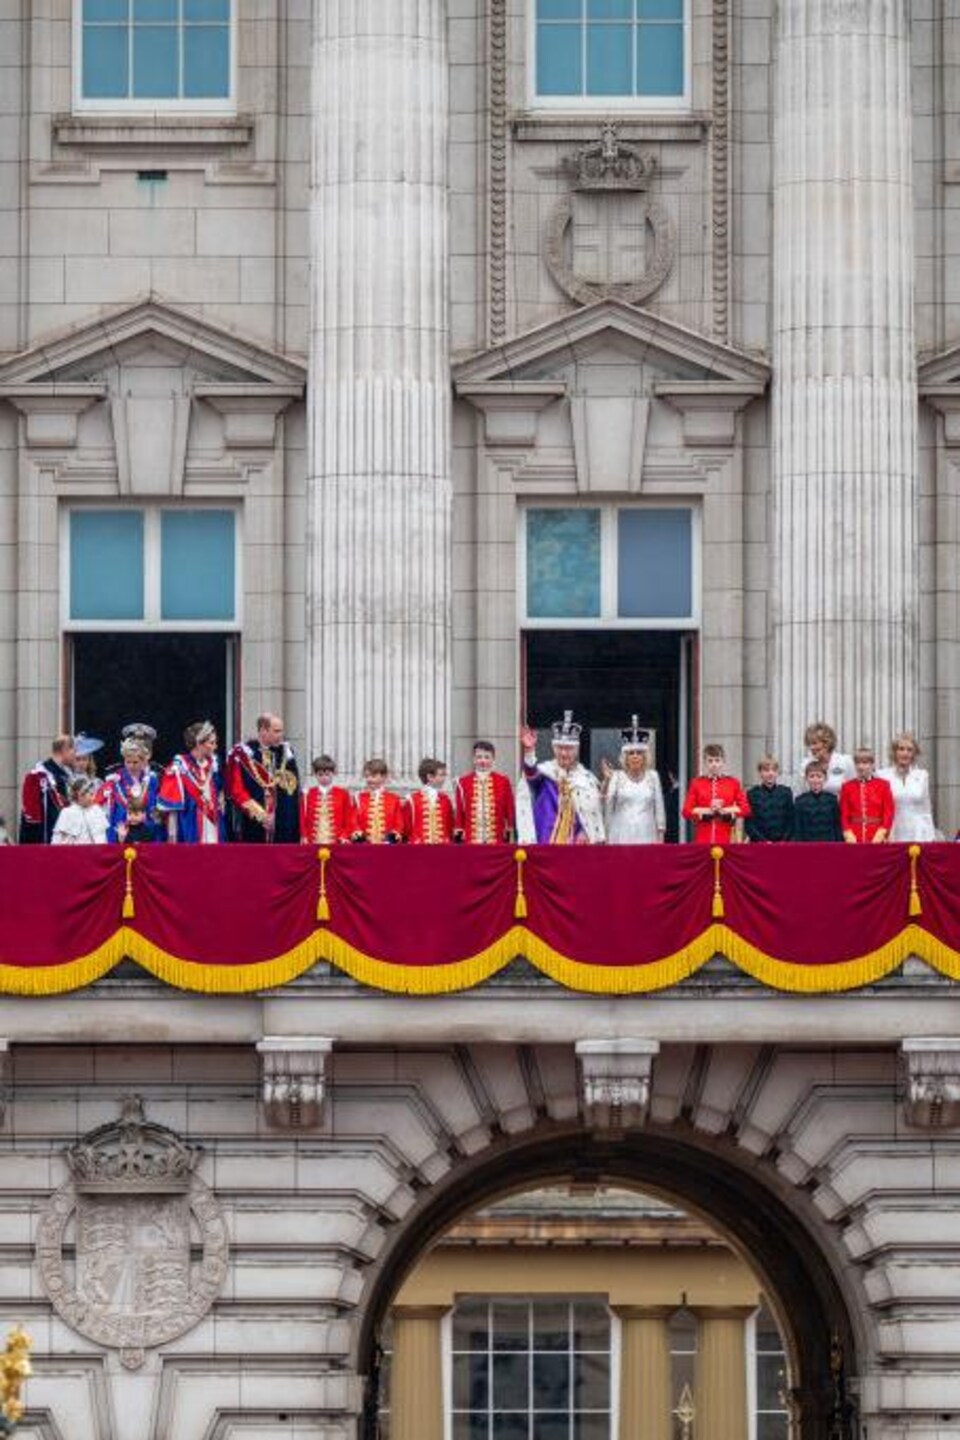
[[546, 123, 675, 307], [36, 1097, 228, 1369]]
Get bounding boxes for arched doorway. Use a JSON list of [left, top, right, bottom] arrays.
[[356, 1130, 858, 1440]]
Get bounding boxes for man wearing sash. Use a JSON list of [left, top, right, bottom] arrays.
[[226, 713, 300, 844], [19, 735, 77, 844], [516, 714, 605, 845], [158, 720, 226, 844]]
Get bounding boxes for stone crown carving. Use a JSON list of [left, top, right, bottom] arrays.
[[562, 123, 656, 192], [67, 1094, 201, 1193]]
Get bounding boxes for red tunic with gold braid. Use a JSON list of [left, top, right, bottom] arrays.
[[454, 771, 515, 844], [681, 775, 750, 845], [405, 789, 455, 844], [299, 784, 355, 845], [839, 775, 895, 843], [353, 788, 408, 843]]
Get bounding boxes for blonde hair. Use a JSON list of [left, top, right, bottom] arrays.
[[889, 731, 920, 765], [756, 754, 780, 771], [853, 746, 874, 764], [804, 722, 837, 752]]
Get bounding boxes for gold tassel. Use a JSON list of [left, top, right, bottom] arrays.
[[514, 848, 528, 919], [122, 846, 137, 919], [711, 844, 725, 918], [908, 843, 922, 916], [316, 847, 331, 922]]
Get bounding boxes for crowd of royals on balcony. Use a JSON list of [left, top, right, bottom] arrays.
[[7, 715, 939, 849]]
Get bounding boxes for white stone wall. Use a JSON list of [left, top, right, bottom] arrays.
[[1, 1017, 960, 1437]]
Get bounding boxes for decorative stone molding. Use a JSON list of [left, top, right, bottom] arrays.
[[570, 392, 649, 492], [576, 1039, 660, 1130], [455, 381, 565, 449], [901, 1039, 960, 1128], [711, 0, 731, 338], [917, 386, 960, 447], [0, 385, 106, 448], [36, 1096, 228, 1369], [53, 114, 254, 149], [654, 380, 766, 448], [546, 125, 675, 307], [488, 0, 508, 342], [196, 384, 303, 450], [257, 1037, 334, 1129]]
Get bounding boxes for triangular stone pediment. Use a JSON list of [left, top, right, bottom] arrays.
[[918, 342, 960, 389], [0, 297, 306, 389], [453, 299, 770, 387]]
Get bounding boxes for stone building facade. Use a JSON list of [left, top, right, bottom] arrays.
[[1, 2, 960, 1439]]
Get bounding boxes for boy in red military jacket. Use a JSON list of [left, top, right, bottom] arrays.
[[682, 743, 750, 845], [406, 757, 456, 844], [454, 740, 515, 844], [839, 747, 894, 844], [352, 758, 407, 843], [300, 754, 355, 845]]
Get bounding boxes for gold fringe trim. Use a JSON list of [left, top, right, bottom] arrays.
[[2, 919, 960, 995]]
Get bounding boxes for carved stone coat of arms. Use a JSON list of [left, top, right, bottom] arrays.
[[36, 1097, 228, 1369]]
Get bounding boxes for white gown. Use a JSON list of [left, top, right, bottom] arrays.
[[604, 770, 666, 844], [51, 802, 109, 844], [877, 766, 937, 842]]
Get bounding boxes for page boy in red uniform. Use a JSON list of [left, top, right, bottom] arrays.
[[300, 754, 355, 845], [351, 758, 408, 843], [454, 740, 515, 843], [406, 758, 456, 844], [840, 747, 894, 844], [682, 743, 750, 845]]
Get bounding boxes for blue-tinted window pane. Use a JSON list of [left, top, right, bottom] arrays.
[[527, 509, 601, 619], [537, 24, 582, 94], [184, 25, 230, 96], [133, 25, 178, 96], [636, 20, 684, 94], [82, 26, 129, 98], [617, 509, 692, 617], [161, 510, 235, 620], [133, 0, 175, 17], [185, 0, 229, 17], [637, 0, 683, 16], [588, 0, 631, 15], [84, 0, 127, 19], [587, 22, 632, 93], [71, 511, 144, 620], [538, 0, 581, 17]]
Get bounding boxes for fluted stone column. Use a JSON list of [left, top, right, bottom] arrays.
[[390, 1305, 447, 1440], [692, 1307, 754, 1440], [771, 0, 917, 773], [308, 2, 451, 782], [614, 1305, 673, 1440]]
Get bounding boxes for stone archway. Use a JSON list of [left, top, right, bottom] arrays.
[[355, 1125, 859, 1440]]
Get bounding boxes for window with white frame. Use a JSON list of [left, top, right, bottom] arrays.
[[65, 506, 239, 628], [752, 1303, 789, 1440], [76, 0, 232, 108], [450, 1297, 612, 1440], [533, 0, 688, 105], [521, 504, 697, 627]]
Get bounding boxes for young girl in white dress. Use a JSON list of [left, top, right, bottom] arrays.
[[601, 719, 666, 845], [877, 732, 937, 842], [51, 775, 109, 845]]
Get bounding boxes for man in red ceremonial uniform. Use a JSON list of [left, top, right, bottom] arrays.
[[840, 747, 895, 843], [226, 713, 300, 844], [352, 758, 408, 843], [19, 734, 77, 844], [682, 743, 750, 844], [406, 758, 456, 844], [454, 740, 515, 844], [300, 755, 355, 844]]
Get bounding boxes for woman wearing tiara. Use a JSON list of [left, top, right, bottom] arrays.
[[600, 718, 666, 845]]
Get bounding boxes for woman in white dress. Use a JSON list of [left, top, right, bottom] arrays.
[[878, 732, 937, 842], [601, 720, 665, 845]]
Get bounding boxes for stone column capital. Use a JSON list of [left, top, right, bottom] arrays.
[[612, 1304, 677, 1323], [688, 1305, 758, 1322]]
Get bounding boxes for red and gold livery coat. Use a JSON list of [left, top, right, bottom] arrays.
[[300, 784, 355, 845], [405, 789, 456, 844], [681, 775, 750, 845], [454, 771, 515, 844], [353, 788, 408, 844], [839, 775, 895, 844]]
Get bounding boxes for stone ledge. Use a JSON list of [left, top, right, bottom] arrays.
[[511, 113, 710, 145], [53, 113, 254, 149]]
